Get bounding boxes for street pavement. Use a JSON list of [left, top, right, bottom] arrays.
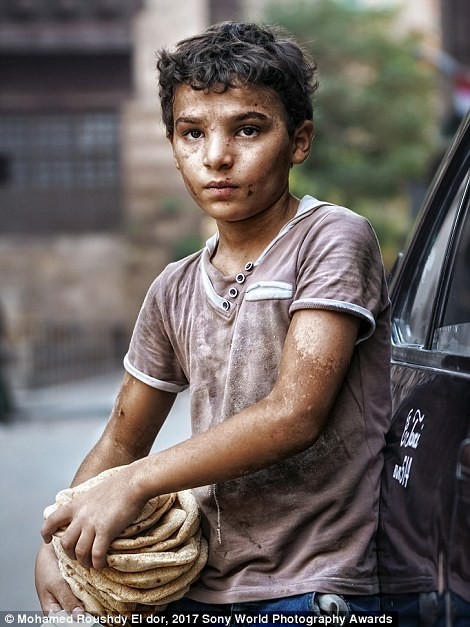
[[0, 370, 191, 612]]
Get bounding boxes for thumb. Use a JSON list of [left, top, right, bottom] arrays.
[[43, 588, 84, 616], [41, 505, 71, 544]]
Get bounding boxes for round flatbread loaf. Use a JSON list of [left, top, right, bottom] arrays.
[[53, 537, 135, 615], [109, 491, 200, 554], [59, 564, 110, 616], [90, 537, 208, 604], [58, 558, 136, 616], [100, 558, 194, 589], [117, 493, 176, 539], [136, 491, 201, 554], [47, 467, 208, 618], [106, 530, 202, 573], [110, 508, 186, 551]]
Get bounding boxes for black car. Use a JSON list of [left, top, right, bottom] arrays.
[[377, 111, 470, 626]]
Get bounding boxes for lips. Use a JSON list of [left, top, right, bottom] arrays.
[[205, 181, 238, 198], [206, 180, 237, 189]]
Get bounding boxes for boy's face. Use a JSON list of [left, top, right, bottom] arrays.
[[169, 83, 312, 224]]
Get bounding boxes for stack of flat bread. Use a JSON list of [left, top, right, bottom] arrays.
[[44, 466, 208, 618]]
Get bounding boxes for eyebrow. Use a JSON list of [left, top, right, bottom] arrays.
[[175, 111, 270, 127], [233, 111, 270, 122], [175, 116, 201, 126]]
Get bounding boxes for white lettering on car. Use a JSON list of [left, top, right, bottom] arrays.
[[393, 408, 425, 488], [393, 455, 413, 488]]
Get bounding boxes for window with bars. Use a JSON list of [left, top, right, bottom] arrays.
[[0, 111, 119, 189], [0, 111, 122, 233]]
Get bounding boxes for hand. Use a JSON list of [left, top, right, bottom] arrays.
[[41, 468, 148, 570], [35, 542, 83, 615]]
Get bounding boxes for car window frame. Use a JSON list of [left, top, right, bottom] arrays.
[[432, 176, 470, 348], [389, 114, 470, 375]]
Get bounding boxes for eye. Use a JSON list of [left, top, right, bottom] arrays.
[[237, 126, 259, 138], [184, 129, 203, 140]]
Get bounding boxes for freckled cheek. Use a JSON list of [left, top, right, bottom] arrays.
[[176, 152, 202, 197], [181, 175, 200, 199], [247, 161, 276, 188], [182, 179, 198, 198], [179, 148, 199, 164]]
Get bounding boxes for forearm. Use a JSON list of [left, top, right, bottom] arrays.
[[71, 438, 141, 487], [131, 391, 321, 500]]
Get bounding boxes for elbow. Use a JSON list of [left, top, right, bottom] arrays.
[[288, 412, 324, 454], [267, 400, 327, 460]]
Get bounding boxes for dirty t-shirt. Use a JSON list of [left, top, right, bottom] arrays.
[[124, 195, 392, 602]]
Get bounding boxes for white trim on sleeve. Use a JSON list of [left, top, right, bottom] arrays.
[[289, 298, 376, 343], [123, 354, 189, 393]]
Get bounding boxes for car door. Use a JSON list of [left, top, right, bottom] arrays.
[[378, 114, 470, 626]]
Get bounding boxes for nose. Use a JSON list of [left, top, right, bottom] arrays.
[[203, 134, 233, 170]]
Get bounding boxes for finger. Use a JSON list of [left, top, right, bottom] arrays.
[[38, 588, 61, 615], [59, 523, 82, 563], [41, 506, 72, 544], [38, 584, 83, 615], [55, 585, 84, 615], [91, 532, 111, 570], [74, 529, 96, 569], [53, 583, 84, 616]]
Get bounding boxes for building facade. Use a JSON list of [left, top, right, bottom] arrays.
[[0, 0, 213, 385], [0, 0, 468, 386]]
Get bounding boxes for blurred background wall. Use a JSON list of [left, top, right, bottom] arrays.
[[0, 0, 469, 395], [0, 0, 209, 390]]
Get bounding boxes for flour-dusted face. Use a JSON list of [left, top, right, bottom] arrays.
[[169, 83, 312, 225]]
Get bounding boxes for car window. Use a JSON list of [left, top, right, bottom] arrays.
[[393, 177, 466, 347], [433, 185, 470, 356]]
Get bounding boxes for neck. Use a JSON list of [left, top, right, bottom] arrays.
[[212, 193, 299, 275]]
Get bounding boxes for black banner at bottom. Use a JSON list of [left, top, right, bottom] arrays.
[[0, 611, 399, 627]]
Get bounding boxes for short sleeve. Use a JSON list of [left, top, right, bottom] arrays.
[[124, 274, 189, 393], [290, 208, 386, 342]]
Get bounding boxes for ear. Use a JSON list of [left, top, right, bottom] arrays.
[[291, 120, 314, 166]]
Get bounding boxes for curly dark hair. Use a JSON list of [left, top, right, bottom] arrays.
[[156, 21, 319, 137]]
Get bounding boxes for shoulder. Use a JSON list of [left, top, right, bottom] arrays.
[[311, 201, 375, 233], [295, 196, 376, 236], [145, 248, 204, 300], [298, 200, 380, 255]]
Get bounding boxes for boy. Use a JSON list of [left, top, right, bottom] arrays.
[[37, 21, 391, 618]]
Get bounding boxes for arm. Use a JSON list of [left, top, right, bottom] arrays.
[[35, 375, 176, 613], [42, 308, 360, 569], [70, 372, 177, 486]]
